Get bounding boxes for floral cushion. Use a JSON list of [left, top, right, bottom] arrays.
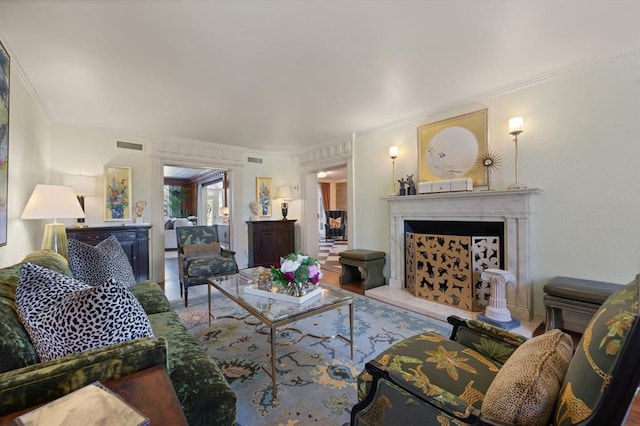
[[357, 331, 500, 411], [554, 275, 638, 425], [481, 329, 573, 425]]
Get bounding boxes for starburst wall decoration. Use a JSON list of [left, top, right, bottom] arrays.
[[476, 151, 502, 190]]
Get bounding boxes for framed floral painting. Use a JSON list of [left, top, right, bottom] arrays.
[[256, 177, 272, 217], [104, 166, 132, 221], [0, 40, 9, 246]]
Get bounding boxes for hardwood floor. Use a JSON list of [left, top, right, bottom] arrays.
[[321, 268, 363, 295], [323, 267, 640, 425]]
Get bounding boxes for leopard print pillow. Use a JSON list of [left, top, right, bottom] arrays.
[[481, 329, 573, 426], [67, 235, 136, 288], [16, 263, 154, 362]]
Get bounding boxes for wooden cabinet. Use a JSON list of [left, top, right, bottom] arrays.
[[66, 225, 152, 281], [247, 220, 296, 268]]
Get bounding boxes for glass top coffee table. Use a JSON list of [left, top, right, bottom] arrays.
[[207, 269, 354, 399]]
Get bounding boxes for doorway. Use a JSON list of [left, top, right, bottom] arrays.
[[316, 166, 349, 273], [163, 165, 229, 302]]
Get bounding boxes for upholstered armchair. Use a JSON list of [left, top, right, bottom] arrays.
[[176, 225, 239, 306], [324, 210, 346, 240], [351, 274, 640, 425]]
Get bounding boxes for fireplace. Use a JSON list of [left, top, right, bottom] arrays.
[[387, 189, 538, 320], [404, 220, 504, 311]]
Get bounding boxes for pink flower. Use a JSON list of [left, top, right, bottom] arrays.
[[310, 274, 319, 284], [284, 271, 295, 282], [308, 264, 319, 278]]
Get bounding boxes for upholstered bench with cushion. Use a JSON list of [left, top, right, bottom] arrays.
[[339, 249, 385, 290], [543, 276, 620, 331]]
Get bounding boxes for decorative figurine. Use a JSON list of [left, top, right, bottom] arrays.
[[406, 174, 416, 195], [397, 178, 407, 196], [249, 201, 260, 221], [476, 151, 502, 191], [134, 200, 147, 223]]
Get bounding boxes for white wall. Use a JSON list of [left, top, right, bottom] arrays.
[[0, 68, 51, 266], [352, 52, 640, 316], [3, 47, 638, 322]]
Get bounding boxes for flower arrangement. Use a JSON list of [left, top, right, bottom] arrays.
[[106, 177, 129, 210], [271, 252, 322, 289]]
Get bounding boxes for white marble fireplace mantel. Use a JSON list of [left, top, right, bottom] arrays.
[[383, 188, 540, 321]]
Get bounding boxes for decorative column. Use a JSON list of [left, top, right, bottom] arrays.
[[477, 268, 521, 330]]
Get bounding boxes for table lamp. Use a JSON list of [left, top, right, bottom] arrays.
[[275, 186, 293, 220], [63, 174, 96, 227], [21, 184, 86, 258]]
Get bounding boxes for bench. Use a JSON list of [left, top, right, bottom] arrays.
[[543, 276, 620, 331], [339, 249, 386, 290]]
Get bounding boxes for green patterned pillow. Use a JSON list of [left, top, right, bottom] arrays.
[[554, 276, 636, 425]]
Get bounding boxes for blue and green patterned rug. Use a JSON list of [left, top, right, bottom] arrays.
[[173, 290, 451, 425]]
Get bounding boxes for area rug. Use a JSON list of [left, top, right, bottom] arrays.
[[173, 290, 451, 425]]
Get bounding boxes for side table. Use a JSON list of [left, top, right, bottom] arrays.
[[0, 366, 187, 425]]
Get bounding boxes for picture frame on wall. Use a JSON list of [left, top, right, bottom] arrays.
[[256, 177, 272, 217], [418, 108, 488, 187], [104, 166, 132, 221], [0, 40, 9, 246]]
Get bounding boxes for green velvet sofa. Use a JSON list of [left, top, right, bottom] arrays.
[[0, 250, 236, 425]]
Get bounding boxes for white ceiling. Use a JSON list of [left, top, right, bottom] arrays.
[[0, 1, 638, 153]]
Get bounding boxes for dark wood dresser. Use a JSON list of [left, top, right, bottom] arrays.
[[66, 225, 152, 281], [247, 220, 296, 268]]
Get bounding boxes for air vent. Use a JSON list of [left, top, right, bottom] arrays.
[[117, 141, 144, 151], [247, 157, 263, 164]]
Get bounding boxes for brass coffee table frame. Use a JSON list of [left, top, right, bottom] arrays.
[[207, 273, 354, 399]]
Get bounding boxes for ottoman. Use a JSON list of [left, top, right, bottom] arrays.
[[339, 249, 386, 290]]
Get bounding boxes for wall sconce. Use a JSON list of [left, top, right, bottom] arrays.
[[275, 186, 293, 220], [507, 117, 526, 190], [21, 184, 86, 258], [63, 174, 96, 227], [389, 146, 398, 196], [219, 206, 229, 224]]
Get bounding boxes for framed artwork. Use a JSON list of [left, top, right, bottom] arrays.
[[418, 108, 488, 186], [0, 40, 9, 246], [256, 177, 272, 217], [104, 166, 132, 221]]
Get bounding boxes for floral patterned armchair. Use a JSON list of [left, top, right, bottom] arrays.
[[352, 274, 640, 425], [176, 225, 238, 306]]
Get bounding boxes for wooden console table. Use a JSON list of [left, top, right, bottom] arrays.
[[66, 225, 152, 281]]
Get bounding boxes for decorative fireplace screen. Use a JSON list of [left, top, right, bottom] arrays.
[[406, 232, 500, 311]]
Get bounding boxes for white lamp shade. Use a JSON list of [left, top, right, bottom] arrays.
[[63, 174, 96, 196], [275, 186, 293, 200], [219, 206, 229, 215], [509, 117, 524, 134], [21, 184, 86, 220], [389, 146, 399, 158]]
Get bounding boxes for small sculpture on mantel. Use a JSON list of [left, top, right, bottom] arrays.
[[397, 178, 407, 196], [406, 174, 416, 195]]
